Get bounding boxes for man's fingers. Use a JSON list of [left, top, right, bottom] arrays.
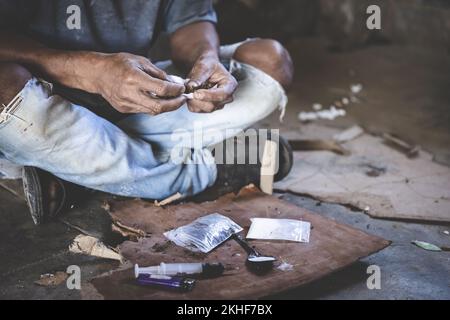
[[218, 96, 234, 107], [192, 73, 238, 102], [187, 94, 233, 113], [193, 86, 235, 103], [137, 92, 186, 114], [186, 61, 213, 91], [187, 99, 216, 113], [139, 58, 168, 80], [135, 69, 185, 98], [211, 97, 234, 111]]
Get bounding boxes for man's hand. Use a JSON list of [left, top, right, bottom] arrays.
[[0, 32, 187, 115], [185, 53, 238, 113], [93, 52, 186, 115]]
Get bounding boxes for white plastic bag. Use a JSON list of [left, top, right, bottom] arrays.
[[246, 218, 311, 243]]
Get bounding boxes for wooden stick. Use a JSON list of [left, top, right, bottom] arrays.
[[154, 192, 183, 207], [260, 140, 278, 195]]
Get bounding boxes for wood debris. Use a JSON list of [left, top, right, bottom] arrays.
[[69, 234, 123, 262], [154, 192, 183, 207]]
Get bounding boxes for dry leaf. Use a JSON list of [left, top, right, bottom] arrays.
[[34, 272, 68, 287], [411, 240, 442, 252]]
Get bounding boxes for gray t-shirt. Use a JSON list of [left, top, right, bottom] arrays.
[[0, 0, 217, 55]]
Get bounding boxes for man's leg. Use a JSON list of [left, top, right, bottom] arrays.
[[115, 39, 294, 199], [232, 39, 294, 91], [0, 63, 216, 201]]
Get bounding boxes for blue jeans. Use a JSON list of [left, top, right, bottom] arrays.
[[0, 52, 286, 200]]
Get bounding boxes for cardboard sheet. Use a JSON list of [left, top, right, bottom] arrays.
[[90, 186, 389, 299], [277, 124, 450, 222]]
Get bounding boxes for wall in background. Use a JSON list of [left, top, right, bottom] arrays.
[[215, 0, 450, 52], [150, 0, 450, 60]]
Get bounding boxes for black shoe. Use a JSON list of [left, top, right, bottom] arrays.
[[194, 131, 293, 201], [22, 167, 67, 225]]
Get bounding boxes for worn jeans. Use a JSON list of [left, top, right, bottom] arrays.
[[0, 45, 287, 200]]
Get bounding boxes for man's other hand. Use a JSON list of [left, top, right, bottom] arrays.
[[185, 53, 238, 113], [94, 53, 186, 115]]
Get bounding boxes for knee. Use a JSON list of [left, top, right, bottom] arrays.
[[0, 62, 32, 106], [233, 39, 294, 90]]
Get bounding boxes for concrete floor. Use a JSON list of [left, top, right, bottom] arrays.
[[270, 194, 450, 299], [0, 37, 449, 299], [267, 37, 450, 166]]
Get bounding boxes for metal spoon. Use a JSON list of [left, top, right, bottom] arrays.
[[232, 233, 276, 274]]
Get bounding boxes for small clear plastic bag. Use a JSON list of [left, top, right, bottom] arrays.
[[164, 213, 243, 253]]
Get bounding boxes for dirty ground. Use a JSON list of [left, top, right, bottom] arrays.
[[1, 37, 449, 299]]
